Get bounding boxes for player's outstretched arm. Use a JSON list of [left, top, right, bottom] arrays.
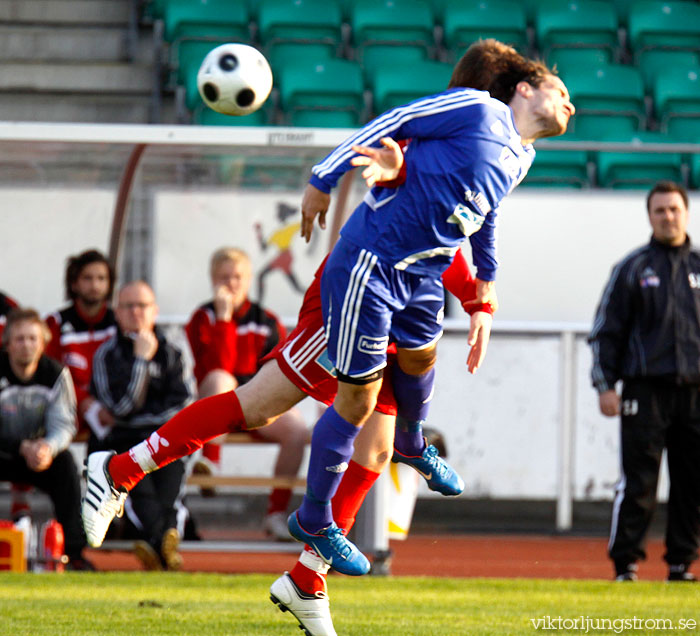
[[300, 183, 331, 242]]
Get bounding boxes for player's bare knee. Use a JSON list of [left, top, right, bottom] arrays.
[[396, 346, 437, 375], [335, 381, 380, 426], [199, 369, 237, 397]]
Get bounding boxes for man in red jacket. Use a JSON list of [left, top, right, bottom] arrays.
[[185, 247, 309, 540], [45, 249, 117, 438]]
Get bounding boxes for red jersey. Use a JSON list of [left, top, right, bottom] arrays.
[[186, 298, 286, 386], [45, 303, 117, 406], [270, 250, 491, 414]]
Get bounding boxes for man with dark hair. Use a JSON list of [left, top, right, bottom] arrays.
[[46, 249, 117, 436], [291, 38, 574, 570], [590, 181, 700, 582], [0, 308, 93, 570]]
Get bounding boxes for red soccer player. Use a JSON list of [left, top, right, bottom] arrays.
[[82, 141, 493, 636]]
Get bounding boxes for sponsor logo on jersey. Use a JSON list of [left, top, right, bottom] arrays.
[[358, 335, 389, 356], [447, 203, 485, 237], [689, 273, 700, 289], [325, 462, 349, 474], [639, 267, 660, 288]]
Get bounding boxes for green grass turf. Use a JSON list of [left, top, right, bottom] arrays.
[[0, 573, 698, 635]]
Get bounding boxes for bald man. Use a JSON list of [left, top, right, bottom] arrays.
[[88, 281, 195, 571]]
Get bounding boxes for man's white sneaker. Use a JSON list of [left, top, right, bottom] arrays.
[[81, 451, 127, 548], [263, 512, 293, 542], [270, 573, 337, 636]]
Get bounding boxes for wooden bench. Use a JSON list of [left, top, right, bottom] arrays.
[[185, 433, 307, 491]]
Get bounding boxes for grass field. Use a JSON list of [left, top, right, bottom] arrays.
[[0, 572, 698, 635]]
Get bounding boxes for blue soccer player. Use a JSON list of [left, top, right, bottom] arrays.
[[287, 39, 575, 576]]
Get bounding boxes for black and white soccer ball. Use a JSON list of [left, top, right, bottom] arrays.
[[197, 43, 273, 116]]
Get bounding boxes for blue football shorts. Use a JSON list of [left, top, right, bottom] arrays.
[[321, 237, 444, 379]]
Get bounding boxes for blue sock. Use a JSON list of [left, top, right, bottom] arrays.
[[298, 405, 360, 532], [394, 416, 426, 457], [392, 365, 435, 422]]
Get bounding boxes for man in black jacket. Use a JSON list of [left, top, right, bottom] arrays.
[[89, 281, 195, 571], [589, 181, 700, 582]]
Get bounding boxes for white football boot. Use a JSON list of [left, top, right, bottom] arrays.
[[270, 550, 336, 636], [81, 451, 128, 548]]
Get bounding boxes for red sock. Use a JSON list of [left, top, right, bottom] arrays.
[[266, 488, 292, 515], [332, 460, 381, 533], [108, 391, 246, 491], [290, 546, 330, 595], [202, 442, 221, 465], [290, 460, 381, 595]]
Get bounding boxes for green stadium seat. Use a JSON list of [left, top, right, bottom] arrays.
[[442, 0, 527, 59], [691, 153, 700, 189], [666, 118, 700, 143], [559, 64, 646, 138], [177, 41, 218, 95], [163, 0, 250, 44], [628, 1, 700, 59], [595, 131, 684, 189], [257, 0, 343, 59], [266, 43, 336, 76], [278, 58, 365, 127], [351, 0, 435, 54], [638, 50, 700, 91], [535, 0, 619, 59], [521, 147, 590, 188], [360, 45, 428, 85], [519, 0, 559, 26], [654, 65, 700, 134], [163, 0, 251, 88], [372, 59, 453, 115], [547, 48, 611, 72]]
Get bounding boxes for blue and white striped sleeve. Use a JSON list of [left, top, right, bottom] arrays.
[[310, 89, 490, 193]]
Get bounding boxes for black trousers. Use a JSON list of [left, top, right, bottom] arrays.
[[90, 426, 186, 549], [0, 448, 86, 557], [609, 379, 700, 568]]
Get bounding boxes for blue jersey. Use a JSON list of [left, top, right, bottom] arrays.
[[309, 87, 535, 281]]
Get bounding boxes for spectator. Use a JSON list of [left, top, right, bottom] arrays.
[[589, 181, 700, 582], [185, 247, 309, 540], [45, 249, 117, 437], [0, 308, 93, 570], [0, 291, 18, 344], [90, 281, 195, 570]]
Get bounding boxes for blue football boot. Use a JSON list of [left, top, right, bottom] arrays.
[[287, 511, 370, 576], [392, 440, 465, 496]]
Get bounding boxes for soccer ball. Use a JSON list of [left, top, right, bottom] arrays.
[[197, 43, 273, 116]]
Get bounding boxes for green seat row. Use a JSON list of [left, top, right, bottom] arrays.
[[522, 131, 699, 189]]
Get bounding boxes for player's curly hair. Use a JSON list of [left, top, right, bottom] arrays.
[[448, 39, 556, 104], [65, 249, 115, 302]]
